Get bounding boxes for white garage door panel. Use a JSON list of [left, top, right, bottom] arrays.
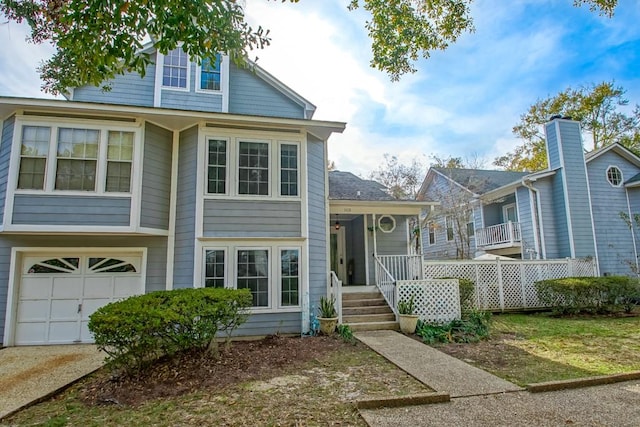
[[52, 278, 83, 298], [19, 277, 52, 298], [15, 254, 144, 345], [16, 299, 49, 322]]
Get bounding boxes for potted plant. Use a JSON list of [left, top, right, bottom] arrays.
[[318, 295, 338, 335], [397, 295, 419, 334]]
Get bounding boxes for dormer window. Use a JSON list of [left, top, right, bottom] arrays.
[[607, 166, 623, 187], [199, 55, 221, 91], [162, 48, 188, 89]]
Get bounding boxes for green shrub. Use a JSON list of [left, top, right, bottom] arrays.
[[416, 310, 491, 344], [437, 277, 475, 312], [535, 276, 640, 315], [336, 324, 355, 344], [88, 288, 252, 372]]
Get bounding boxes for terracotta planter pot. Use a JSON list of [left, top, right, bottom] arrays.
[[318, 317, 339, 335], [399, 314, 420, 334]]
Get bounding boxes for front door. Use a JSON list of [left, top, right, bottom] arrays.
[[330, 227, 346, 283]]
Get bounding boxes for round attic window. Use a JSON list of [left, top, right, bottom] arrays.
[[606, 166, 623, 187], [378, 215, 396, 233]]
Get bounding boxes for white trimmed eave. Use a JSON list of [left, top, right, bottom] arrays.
[[330, 199, 438, 216], [0, 97, 344, 138], [586, 143, 640, 168]]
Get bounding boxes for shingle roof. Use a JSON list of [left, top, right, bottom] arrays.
[[626, 172, 640, 185], [432, 167, 529, 194], [328, 171, 395, 201]]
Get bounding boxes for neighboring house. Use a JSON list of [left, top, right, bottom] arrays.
[[0, 47, 346, 346], [418, 117, 640, 277]]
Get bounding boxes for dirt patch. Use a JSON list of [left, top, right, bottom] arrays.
[[79, 335, 351, 407], [432, 333, 522, 369], [0, 354, 83, 392]]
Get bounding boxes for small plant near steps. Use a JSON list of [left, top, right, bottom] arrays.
[[318, 295, 338, 335], [397, 294, 419, 334]]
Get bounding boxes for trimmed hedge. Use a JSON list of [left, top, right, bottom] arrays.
[[88, 288, 252, 371], [535, 276, 640, 315]]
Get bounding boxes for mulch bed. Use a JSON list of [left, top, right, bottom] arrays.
[[79, 335, 349, 407]]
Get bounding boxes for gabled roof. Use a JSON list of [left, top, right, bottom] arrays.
[[430, 167, 529, 195], [329, 171, 395, 201], [585, 142, 640, 168]]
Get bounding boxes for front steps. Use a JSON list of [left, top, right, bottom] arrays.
[[342, 289, 398, 331]]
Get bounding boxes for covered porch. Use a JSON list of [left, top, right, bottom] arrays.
[[327, 199, 440, 327]]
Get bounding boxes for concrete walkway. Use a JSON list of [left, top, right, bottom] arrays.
[[356, 330, 523, 397], [0, 345, 105, 419]]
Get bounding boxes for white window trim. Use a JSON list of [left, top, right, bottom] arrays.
[[161, 48, 191, 92], [203, 247, 228, 288], [606, 165, 623, 187], [11, 117, 141, 197], [199, 242, 304, 314], [200, 128, 303, 201], [277, 141, 301, 198], [378, 215, 396, 233], [195, 55, 224, 94]]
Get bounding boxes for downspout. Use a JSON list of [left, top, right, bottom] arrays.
[[522, 178, 542, 259]]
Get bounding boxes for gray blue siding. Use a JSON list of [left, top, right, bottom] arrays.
[[72, 53, 156, 107], [377, 216, 409, 256], [12, 195, 130, 226], [0, 235, 167, 343], [236, 312, 301, 336], [534, 177, 560, 258], [203, 200, 301, 237], [588, 151, 637, 275], [173, 126, 198, 288], [516, 187, 534, 257], [229, 63, 305, 119], [0, 116, 15, 226], [307, 135, 328, 310], [140, 122, 172, 230]]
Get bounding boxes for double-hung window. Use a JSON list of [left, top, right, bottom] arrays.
[[16, 122, 136, 194], [199, 55, 221, 91], [237, 249, 270, 307], [18, 126, 50, 190], [280, 144, 298, 196], [163, 48, 188, 89], [427, 222, 436, 245], [280, 249, 300, 306], [204, 249, 225, 288], [445, 215, 454, 241], [238, 141, 269, 195], [55, 128, 99, 191], [207, 139, 227, 194]]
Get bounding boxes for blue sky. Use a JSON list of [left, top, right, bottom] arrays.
[[1, 0, 639, 175]]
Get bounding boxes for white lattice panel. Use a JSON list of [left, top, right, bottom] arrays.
[[396, 280, 461, 323], [422, 258, 597, 311]]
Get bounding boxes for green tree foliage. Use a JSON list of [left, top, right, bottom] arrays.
[[495, 81, 640, 171], [1, 0, 620, 94]]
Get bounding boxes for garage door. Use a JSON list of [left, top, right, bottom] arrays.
[[15, 254, 144, 345]]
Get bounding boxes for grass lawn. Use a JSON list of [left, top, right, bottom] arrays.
[[1, 337, 431, 427], [437, 312, 640, 386]]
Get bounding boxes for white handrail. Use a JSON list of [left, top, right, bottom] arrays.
[[376, 254, 424, 281], [476, 221, 521, 247], [374, 256, 397, 315], [329, 271, 343, 323]]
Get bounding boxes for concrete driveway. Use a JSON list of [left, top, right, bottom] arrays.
[[0, 345, 105, 419]]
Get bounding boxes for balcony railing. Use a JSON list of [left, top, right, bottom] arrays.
[[475, 221, 521, 248]]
